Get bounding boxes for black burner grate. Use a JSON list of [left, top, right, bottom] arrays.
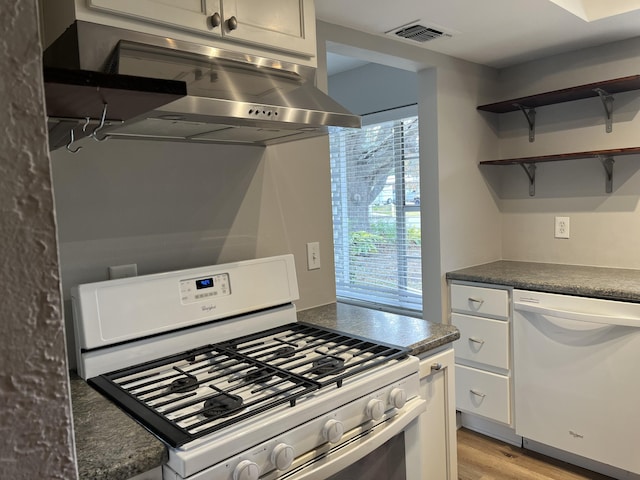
[[88, 323, 409, 447]]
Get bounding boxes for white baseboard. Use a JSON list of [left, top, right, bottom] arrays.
[[458, 412, 522, 446]]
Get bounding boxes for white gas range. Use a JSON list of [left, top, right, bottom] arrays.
[[71, 255, 425, 480]]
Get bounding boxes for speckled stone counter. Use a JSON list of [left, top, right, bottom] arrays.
[[71, 373, 167, 480], [446, 260, 640, 302], [71, 303, 458, 479], [297, 302, 459, 356]]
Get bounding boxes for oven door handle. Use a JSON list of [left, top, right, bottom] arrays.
[[273, 398, 426, 480]]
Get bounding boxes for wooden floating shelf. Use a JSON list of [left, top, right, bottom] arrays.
[[480, 147, 640, 196], [477, 75, 640, 141], [477, 75, 640, 113], [479, 147, 640, 166]]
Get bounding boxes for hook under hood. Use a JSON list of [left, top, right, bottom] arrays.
[[44, 21, 360, 146]]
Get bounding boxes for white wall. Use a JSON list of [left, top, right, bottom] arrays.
[[1, 0, 76, 477], [51, 135, 336, 368], [422, 63, 502, 322], [328, 62, 418, 115], [317, 21, 502, 323], [490, 36, 640, 268]]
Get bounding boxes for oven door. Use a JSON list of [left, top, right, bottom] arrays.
[[265, 397, 425, 480]]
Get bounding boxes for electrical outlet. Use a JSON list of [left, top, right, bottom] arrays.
[[108, 263, 138, 279], [307, 242, 321, 270], [554, 216, 570, 239]]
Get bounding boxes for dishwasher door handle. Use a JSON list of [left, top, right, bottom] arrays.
[[514, 301, 640, 328]]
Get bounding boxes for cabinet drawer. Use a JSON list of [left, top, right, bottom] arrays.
[[450, 284, 509, 320], [453, 313, 509, 369], [455, 364, 510, 424]]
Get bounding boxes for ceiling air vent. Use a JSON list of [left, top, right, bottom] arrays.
[[386, 21, 453, 43]]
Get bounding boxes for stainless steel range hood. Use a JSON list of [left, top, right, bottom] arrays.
[[44, 21, 361, 146]]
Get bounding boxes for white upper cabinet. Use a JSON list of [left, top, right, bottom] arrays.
[[86, 0, 316, 58], [221, 0, 315, 57], [87, 0, 221, 35]]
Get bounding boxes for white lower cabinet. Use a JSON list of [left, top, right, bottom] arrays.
[[452, 313, 509, 369], [450, 282, 512, 427], [455, 364, 510, 424], [418, 347, 458, 480]]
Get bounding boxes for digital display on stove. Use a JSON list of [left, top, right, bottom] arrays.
[[195, 278, 214, 289]]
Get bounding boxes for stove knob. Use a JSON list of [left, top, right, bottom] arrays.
[[271, 443, 295, 470], [323, 419, 344, 444], [389, 388, 407, 409], [366, 398, 386, 421], [233, 459, 259, 480]]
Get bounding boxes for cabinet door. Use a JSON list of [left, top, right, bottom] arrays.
[[450, 283, 509, 320], [419, 348, 458, 480], [88, 0, 222, 36], [453, 313, 509, 370], [221, 0, 316, 57], [455, 364, 510, 424]]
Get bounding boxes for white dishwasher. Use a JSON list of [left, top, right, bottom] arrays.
[[513, 289, 640, 476]]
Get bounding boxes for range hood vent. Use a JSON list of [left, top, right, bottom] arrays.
[[386, 21, 453, 43], [44, 21, 361, 147]]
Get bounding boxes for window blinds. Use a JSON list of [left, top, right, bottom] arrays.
[[329, 116, 422, 313]]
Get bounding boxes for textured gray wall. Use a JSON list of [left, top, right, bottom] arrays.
[[0, 0, 77, 478]]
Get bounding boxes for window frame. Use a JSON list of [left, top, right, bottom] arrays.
[[329, 105, 422, 316]]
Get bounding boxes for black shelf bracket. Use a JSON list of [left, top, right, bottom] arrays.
[[594, 88, 614, 133], [514, 104, 536, 142], [520, 162, 537, 196], [598, 155, 615, 193]]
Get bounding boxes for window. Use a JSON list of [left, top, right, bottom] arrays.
[[329, 112, 422, 313]]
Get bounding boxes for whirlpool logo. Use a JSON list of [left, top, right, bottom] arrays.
[[201, 304, 217, 312], [518, 296, 540, 304]]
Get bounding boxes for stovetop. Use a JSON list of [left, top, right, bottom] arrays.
[[89, 322, 409, 447]]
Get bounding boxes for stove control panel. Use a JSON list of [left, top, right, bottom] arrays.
[[180, 273, 231, 304]]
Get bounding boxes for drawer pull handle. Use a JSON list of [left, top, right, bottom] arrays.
[[208, 12, 221, 28], [470, 389, 486, 398], [468, 297, 484, 305], [227, 15, 238, 31], [431, 363, 442, 371], [469, 337, 485, 345]]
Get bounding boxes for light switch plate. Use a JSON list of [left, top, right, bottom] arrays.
[[306, 242, 320, 270]]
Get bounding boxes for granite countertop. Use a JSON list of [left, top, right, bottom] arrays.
[[71, 303, 458, 479], [446, 260, 640, 302], [70, 373, 167, 480], [297, 302, 459, 356]]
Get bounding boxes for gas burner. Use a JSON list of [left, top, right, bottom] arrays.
[[168, 375, 199, 394], [243, 368, 274, 383], [270, 346, 296, 359], [202, 393, 244, 418], [310, 356, 345, 375]]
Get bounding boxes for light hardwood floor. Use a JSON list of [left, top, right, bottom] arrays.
[[457, 428, 614, 480]]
